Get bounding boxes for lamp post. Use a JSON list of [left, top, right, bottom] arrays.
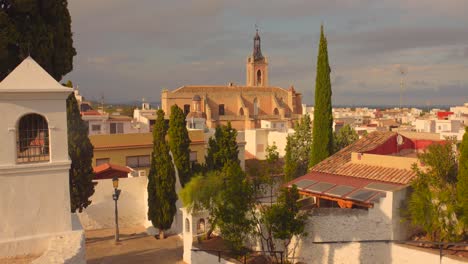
[[112, 176, 121, 243]]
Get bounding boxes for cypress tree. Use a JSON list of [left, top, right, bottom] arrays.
[[66, 81, 95, 213], [284, 114, 313, 181], [310, 25, 333, 167], [0, 0, 76, 81], [147, 109, 177, 239], [168, 105, 191, 186], [205, 122, 239, 172], [457, 127, 468, 230]]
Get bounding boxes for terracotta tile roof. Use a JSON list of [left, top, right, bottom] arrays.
[[311, 131, 416, 185], [333, 163, 416, 185], [244, 150, 256, 160], [312, 131, 396, 174], [94, 163, 132, 174]]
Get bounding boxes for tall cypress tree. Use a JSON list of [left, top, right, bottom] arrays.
[[147, 109, 177, 239], [284, 114, 313, 181], [168, 105, 191, 186], [310, 25, 333, 167], [205, 122, 239, 172], [457, 127, 468, 230], [66, 81, 95, 213], [0, 0, 76, 81]]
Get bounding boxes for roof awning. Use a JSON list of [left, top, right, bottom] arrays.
[[287, 172, 404, 208]]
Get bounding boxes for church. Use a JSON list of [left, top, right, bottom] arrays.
[[161, 30, 303, 131]]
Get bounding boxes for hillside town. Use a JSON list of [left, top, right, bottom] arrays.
[[1, 1, 467, 264]]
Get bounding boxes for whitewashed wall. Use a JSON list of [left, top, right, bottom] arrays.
[[289, 196, 465, 264], [78, 177, 151, 230]]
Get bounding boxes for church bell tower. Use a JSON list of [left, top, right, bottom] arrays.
[[246, 29, 268, 87]]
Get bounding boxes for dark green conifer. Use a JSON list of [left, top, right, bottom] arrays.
[[66, 81, 95, 213], [147, 109, 177, 239], [0, 0, 76, 81], [311, 25, 333, 167], [168, 105, 191, 186], [457, 128, 468, 230]]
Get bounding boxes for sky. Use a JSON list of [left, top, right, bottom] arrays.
[[66, 0, 468, 106]]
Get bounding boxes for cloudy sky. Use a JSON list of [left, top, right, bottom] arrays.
[[66, 0, 468, 106]]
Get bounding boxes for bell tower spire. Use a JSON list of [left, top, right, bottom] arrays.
[[246, 27, 269, 87]]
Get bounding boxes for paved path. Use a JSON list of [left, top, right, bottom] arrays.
[[85, 226, 185, 264]]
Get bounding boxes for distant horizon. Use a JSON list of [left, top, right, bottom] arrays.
[[66, 1, 468, 106], [87, 98, 458, 111]]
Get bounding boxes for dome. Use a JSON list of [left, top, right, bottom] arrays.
[[192, 95, 201, 101]]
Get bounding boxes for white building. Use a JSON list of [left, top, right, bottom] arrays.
[[0, 57, 85, 262]]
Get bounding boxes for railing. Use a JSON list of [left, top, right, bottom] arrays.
[[191, 249, 285, 264]]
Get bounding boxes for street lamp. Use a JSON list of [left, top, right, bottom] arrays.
[[112, 176, 121, 243]]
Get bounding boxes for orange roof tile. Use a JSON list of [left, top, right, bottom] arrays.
[[311, 131, 416, 185], [312, 131, 396, 174], [94, 163, 132, 174]]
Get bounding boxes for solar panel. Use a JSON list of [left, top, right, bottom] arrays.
[[292, 179, 316, 190], [369, 192, 386, 203], [347, 189, 377, 202], [365, 182, 400, 192], [325, 185, 356, 197], [306, 182, 336, 193]]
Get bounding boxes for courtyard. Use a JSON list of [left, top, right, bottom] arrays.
[[85, 226, 184, 264]]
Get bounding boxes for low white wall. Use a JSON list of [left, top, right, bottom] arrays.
[[290, 208, 465, 264], [78, 177, 151, 230], [33, 214, 86, 264], [290, 242, 466, 264]]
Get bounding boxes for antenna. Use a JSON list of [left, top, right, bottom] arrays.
[[399, 66, 406, 109]]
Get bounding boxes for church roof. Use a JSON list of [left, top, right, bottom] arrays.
[[0, 57, 71, 92], [170, 85, 300, 95]]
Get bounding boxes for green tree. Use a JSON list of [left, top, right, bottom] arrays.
[[181, 162, 254, 252], [408, 140, 461, 241], [66, 81, 95, 213], [284, 114, 313, 181], [205, 122, 239, 171], [147, 109, 177, 239], [168, 105, 191, 186], [263, 185, 307, 261], [333, 124, 359, 153], [457, 127, 468, 234], [311, 25, 333, 167], [0, 0, 76, 81]]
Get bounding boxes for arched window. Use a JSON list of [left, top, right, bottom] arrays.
[[185, 218, 190, 233], [253, 98, 259, 116], [273, 108, 279, 115], [197, 218, 206, 234], [17, 114, 49, 163], [239, 108, 244, 116], [256, 70, 262, 86]]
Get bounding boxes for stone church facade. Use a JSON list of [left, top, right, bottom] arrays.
[[161, 30, 303, 131]]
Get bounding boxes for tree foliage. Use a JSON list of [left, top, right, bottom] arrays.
[[147, 109, 177, 238], [168, 104, 191, 186], [284, 114, 312, 181], [333, 124, 359, 153], [457, 127, 468, 233], [0, 0, 76, 81], [408, 140, 462, 241], [205, 122, 239, 171], [262, 186, 307, 258], [66, 81, 95, 213], [180, 162, 254, 252], [311, 25, 333, 167]]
